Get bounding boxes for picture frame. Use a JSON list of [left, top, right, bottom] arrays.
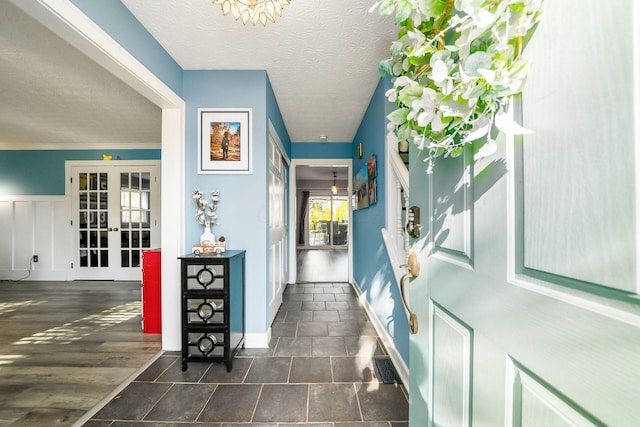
[[353, 165, 369, 210], [352, 154, 377, 209], [367, 154, 377, 205], [367, 154, 377, 180], [198, 108, 252, 174]]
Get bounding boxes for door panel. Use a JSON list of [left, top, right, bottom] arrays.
[[77, 172, 110, 270], [268, 136, 287, 324], [407, 1, 639, 425], [518, 2, 635, 292], [430, 303, 472, 427], [119, 171, 153, 269], [72, 163, 160, 281], [431, 150, 473, 265]]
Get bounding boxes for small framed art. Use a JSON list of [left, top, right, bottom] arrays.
[[198, 108, 252, 174]]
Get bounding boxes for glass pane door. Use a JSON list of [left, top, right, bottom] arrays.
[[119, 172, 152, 268], [72, 163, 159, 281], [307, 196, 349, 247], [78, 172, 109, 268]]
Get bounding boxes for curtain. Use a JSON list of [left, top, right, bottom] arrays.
[[298, 191, 310, 245]]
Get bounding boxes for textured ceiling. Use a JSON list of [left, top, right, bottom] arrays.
[[0, 1, 162, 149], [0, 0, 397, 150], [121, 0, 398, 143]]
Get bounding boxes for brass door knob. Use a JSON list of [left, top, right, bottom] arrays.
[[399, 251, 420, 334]]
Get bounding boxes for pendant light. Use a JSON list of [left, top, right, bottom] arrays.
[[331, 171, 338, 194]]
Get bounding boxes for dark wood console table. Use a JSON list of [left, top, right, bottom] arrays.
[[178, 250, 245, 372]]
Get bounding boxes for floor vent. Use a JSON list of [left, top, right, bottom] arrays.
[[374, 357, 402, 385]]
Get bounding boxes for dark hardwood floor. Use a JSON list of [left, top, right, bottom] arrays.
[[0, 280, 161, 426]]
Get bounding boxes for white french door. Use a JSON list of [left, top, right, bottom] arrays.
[[70, 162, 160, 281], [268, 136, 288, 324], [406, 1, 640, 425]]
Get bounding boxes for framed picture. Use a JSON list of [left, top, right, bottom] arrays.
[[352, 154, 377, 209], [367, 154, 377, 205], [367, 154, 377, 180], [368, 178, 377, 205], [198, 108, 252, 174], [353, 165, 369, 210]]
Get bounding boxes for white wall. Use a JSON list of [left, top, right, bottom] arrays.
[[0, 196, 71, 281]]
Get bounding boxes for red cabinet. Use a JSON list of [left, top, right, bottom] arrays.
[[141, 249, 161, 333]]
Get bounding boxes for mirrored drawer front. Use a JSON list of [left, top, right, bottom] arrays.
[[185, 331, 226, 359], [186, 297, 225, 325], [185, 264, 225, 291]]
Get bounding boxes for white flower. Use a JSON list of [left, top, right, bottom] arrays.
[[385, 88, 397, 102], [407, 28, 426, 48], [394, 76, 418, 89], [410, 88, 438, 127], [430, 59, 449, 84], [430, 111, 446, 132]]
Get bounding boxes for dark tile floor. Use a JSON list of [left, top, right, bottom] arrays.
[[85, 282, 409, 426]]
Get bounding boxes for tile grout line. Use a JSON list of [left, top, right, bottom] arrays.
[[249, 383, 265, 423], [194, 382, 218, 423], [241, 356, 255, 383], [286, 355, 293, 383], [306, 383, 310, 423], [352, 381, 365, 423], [140, 382, 174, 421]]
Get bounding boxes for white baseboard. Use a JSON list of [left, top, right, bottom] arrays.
[[244, 328, 271, 348], [351, 280, 410, 391]]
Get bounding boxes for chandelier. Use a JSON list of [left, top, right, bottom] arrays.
[[212, 0, 292, 26]]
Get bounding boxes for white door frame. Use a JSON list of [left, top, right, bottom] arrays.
[[65, 160, 161, 280], [288, 158, 353, 284], [17, 0, 186, 350]]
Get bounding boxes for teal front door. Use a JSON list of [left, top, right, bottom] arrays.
[[406, 1, 640, 425]]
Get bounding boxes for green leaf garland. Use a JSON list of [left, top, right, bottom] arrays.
[[373, 0, 543, 172]]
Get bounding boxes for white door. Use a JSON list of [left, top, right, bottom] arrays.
[[269, 136, 288, 324], [407, 1, 640, 425], [70, 162, 160, 280]]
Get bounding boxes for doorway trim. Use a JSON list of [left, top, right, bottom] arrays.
[[18, 0, 186, 350], [65, 160, 161, 280], [288, 158, 352, 284]]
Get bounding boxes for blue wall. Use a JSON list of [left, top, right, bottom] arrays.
[[0, 149, 160, 195], [266, 75, 291, 156], [184, 70, 288, 336], [352, 78, 409, 365], [70, 0, 182, 96]]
